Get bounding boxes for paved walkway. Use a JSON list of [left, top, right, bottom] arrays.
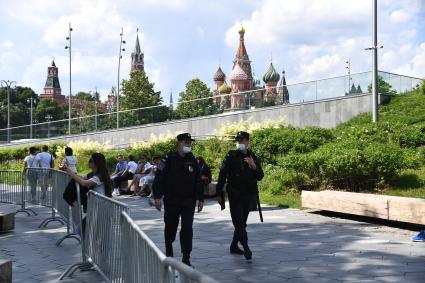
[[0, 204, 104, 283], [1, 197, 425, 283], [122, 196, 425, 283]]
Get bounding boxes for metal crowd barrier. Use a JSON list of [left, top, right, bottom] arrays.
[[60, 190, 130, 282], [0, 170, 35, 215], [21, 168, 80, 246], [60, 189, 218, 283], [121, 211, 219, 283]]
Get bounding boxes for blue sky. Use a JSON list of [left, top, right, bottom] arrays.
[[0, 0, 424, 103]]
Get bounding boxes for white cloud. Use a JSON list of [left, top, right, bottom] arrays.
[[225, 0, 425, 81], [1, 40, 14, 48]]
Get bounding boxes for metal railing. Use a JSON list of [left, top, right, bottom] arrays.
[[0, 70, 422, 144], [61, 188, 218, 283], [0, 170, 35, 215]]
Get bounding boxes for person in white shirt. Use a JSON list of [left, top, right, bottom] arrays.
[[36, 145, 54, 200], [24, 146, 41, 202], [129, 155, 151, 196], [113, 155, 137, 196], [61, 147, 77, 173]]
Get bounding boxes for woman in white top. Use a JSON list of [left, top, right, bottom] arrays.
[[62, 152, 112, 197], [61, 147, 78, 173], [23, 146, 41, 202]]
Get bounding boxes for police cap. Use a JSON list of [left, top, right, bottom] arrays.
[[176, 133, 195, 142], [235, 131, 250, 141]]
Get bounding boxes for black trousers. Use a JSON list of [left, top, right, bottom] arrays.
[[113, 172, 134, 188], [164, 199, 196, 254], [228, 192, 253, 246]]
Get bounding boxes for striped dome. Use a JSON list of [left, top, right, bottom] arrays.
[[263, 62, 280, 83], [218, 81, 232, 94], [213, 66, 225, 82], [230, 64, 248, 81]]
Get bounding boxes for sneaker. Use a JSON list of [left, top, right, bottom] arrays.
[[412, 230, 425, 242]]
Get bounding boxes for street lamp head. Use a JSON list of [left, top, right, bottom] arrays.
[[66, 37, 70, 40], [70, 28, 73, 31], [65, 46, 69, 49], [122, 40, 126, 44], [120, 55, 122, 59], [122, 48, 125, 51]]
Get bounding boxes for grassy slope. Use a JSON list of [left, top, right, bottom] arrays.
[[263, 90, 425, 208]]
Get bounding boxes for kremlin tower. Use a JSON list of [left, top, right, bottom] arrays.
[[131, 29, 145, 73]]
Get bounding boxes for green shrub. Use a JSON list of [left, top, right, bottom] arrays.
[[259, 165, 306, 195], [250, 125, 334, 162]]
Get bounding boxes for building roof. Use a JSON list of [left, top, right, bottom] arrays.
[[44, 77, 61, 89], [230, 64, 248, 81], [213, 66, 226, 82], [133, 33, 141, 55], [263, 62, 280, 83], [235, 25, 249, 61]]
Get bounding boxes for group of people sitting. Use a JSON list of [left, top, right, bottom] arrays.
[[110, 154, 213, 198], [110, 154, 161, 197]]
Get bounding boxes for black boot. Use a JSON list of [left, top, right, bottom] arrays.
[[182, 252, 191, 266], [242, 244, 252, 260], [166, 244, 173, 257], [230, 240, 244, 255]]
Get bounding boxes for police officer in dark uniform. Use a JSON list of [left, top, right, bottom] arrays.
[[153, 133, 204, 266], [216, 131, 264, 260]]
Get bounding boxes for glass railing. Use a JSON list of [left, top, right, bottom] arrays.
[[0, 70, 422, 144]]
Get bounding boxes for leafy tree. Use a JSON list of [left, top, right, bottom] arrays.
[[174, 78, 220, 119], [120, 71, 167, 125], [368, 76, 397, 95], [0, 86, 39, 128], [74, 91, 96, 102], [34, 98, 66, 122]]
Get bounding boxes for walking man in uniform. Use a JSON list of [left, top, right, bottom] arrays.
[[153, 133, 204, 266], [216, 131, 264, 260]]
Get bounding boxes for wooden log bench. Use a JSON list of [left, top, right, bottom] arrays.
[[302, 190, 425, 225], [0, 213, 15, 233], [0, 259, 12, 283]]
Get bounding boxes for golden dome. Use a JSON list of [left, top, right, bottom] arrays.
[[239, 24, 245, 33], [218, 81, 232, 94]]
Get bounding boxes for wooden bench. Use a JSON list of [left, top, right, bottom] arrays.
[[0, 259, 12, 283], [0, 213, 15, 233], [302, 190, 425, 225]]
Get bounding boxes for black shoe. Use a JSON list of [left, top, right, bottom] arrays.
[[230, 244, 244, 255], [182, 253, 192, 267], [166, 245, 173, 257], [243, 246, 252, 260]]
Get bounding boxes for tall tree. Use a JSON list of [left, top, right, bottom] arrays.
[[120, 71, 168, 126], [74, 91, 96, 102], [174, 78, 220, 119]]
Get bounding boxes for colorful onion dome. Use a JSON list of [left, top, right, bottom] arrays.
[[263, 62, 280, 83], [218, 81, 232, 94], [213, 66, 226, 82], [230, 64, 248, 81]]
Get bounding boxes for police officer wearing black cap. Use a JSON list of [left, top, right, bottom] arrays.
[[153, 133, 204, 266], [216, 131, 264, 260]]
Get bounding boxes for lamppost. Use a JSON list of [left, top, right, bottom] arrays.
[[45, 114, 52, 138], [117, 27, 126, 129], [345, 59, 351, 94], [26, 97, 36, 139], [94, 88, 99, 131], [1, 80, 16, 143], [365, 0, 383, 123], [65, 23, 73, 135]]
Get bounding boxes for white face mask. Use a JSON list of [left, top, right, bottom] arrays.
[[236, 143, 246, 151], [182, 146, 192, 153]]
